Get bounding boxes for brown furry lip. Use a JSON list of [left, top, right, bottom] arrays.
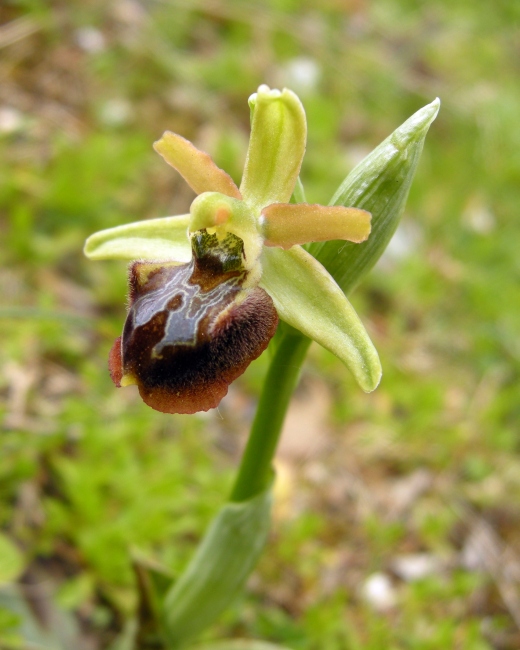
[[109, 231, 278, 414]]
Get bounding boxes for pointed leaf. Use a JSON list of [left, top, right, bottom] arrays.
[[240, 86, 306, 211], [162, 484, 273, 648], [308, 98, 440, 294], [260, 246, 381, 392], [154, 132, 242, 199], [84, 215, 191, 261], [261, 203, 371, 249]]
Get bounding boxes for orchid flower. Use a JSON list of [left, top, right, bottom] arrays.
[[84, 85, 382, 414]]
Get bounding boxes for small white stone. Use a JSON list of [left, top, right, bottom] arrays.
[[0, 107, 23, 133], [99, 99, 132, 126], [75, 27, 106, 53], [391, 553, 443, 582], [282, 57, 320, 94], [361, 572, 397, 611], [462, 200, 495, 234]]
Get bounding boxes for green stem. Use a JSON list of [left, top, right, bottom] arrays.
[[230, 332, 311, 502]]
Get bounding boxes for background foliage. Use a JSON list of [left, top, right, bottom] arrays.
[[1, 0, 519, 648]]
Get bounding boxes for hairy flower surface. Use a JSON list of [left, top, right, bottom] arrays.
[[85, 85, 382, 413]]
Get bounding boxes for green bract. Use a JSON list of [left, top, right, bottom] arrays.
[[85, 85, 383, 409], [309, 97, 441, 294]]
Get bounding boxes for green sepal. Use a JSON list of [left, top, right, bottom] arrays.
[[260, 246, 381, 392], [161, 481, 273, 648], [308, 98, 440, 294], [240, 86, 307, 212], [83, 214, 191, 261]]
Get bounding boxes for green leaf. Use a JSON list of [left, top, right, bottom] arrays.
[[83, 214, 191, 261], [161, 483, 273, 648], [240, 86, 307, 212], [308, 98, 440, 294], [260, 246, 381, 392]]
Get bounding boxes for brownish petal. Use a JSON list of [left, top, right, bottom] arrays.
[[260, 202, 371, 248], [153, 132, 242, 200]]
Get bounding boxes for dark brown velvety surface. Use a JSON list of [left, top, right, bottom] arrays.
[[109, 232, 278, 413]]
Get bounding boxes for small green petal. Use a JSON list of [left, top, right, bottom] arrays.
[[84, 215, 191, 261], [260, 246, 381, 392], [154, 132, 242, 199], [240, 86, 307, 212], [260, 203, 371, 249], [308, 98, 440, 295]]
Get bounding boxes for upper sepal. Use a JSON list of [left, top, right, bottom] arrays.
[[239, 86, 307, 212]]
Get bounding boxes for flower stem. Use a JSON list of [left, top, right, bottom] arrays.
[[230, 332, 311, 502]]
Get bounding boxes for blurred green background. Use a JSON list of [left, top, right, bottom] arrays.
[[1, 0, 519, 648]]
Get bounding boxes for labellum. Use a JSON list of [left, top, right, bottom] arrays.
[[108, 230, 278, 414]]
